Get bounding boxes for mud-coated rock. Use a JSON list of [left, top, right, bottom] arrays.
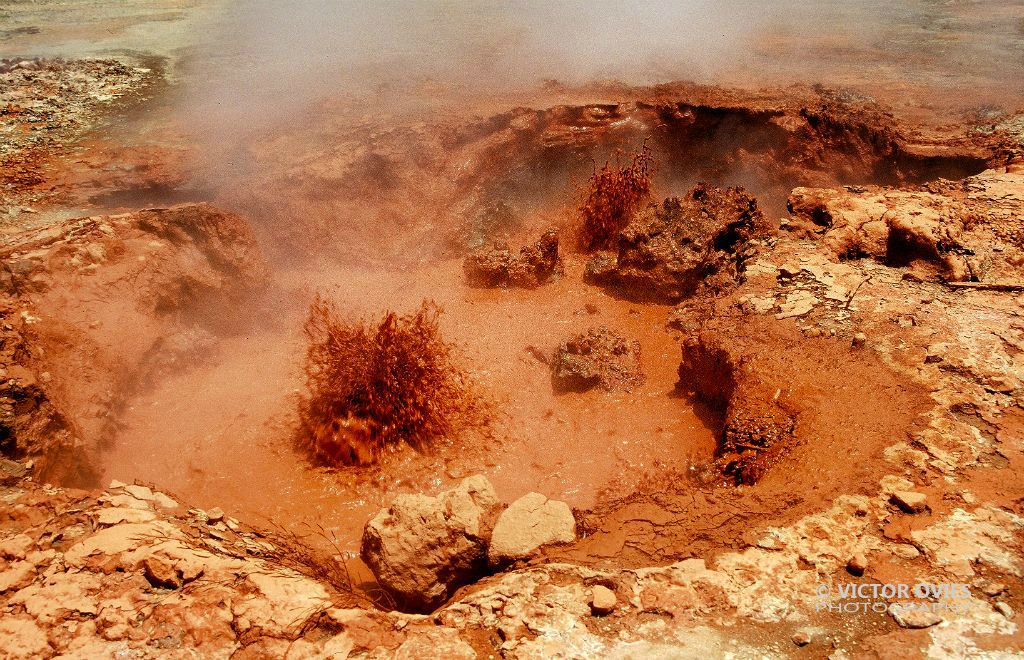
[[890, 604, 942, 629], [464, 230, 562, 288], [590, 585, 617, 615], [584, 185, 770, 302], [891, 490, 928, 514], [488, 492, 576, 566], [551, 326, 643, 393], [361, 475, 502, 612]]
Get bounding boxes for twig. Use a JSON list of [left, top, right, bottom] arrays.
[[844, 277, 869, 309]]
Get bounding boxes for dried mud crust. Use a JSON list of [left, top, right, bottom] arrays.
[[0, 203, 267, 485], [0, 58, 156, 218], [225, 84, 1006, 264]]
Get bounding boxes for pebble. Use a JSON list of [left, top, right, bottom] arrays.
[[590, 585, 617, 615], [890, 605, 942, 629], [792, 630, 811, 647], [852, 332, 868, 347], [890, 490, 928, 514], [846, 553, 868, 577], [981, 581, 1007, 597], [206, 507, 225, 524]]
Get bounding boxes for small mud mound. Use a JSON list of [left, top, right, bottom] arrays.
[[0, 203, 267, 486], [463, 229, 562, 288], [585, 184, 772, 302], [678, 331, 798, 485], [551, 327, 644, 393], [297, 297, 480, 467]]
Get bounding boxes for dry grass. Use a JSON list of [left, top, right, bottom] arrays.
[[297, 295, 477, 467], [578, 144, 653, 251], [261, 521, 395, 610]]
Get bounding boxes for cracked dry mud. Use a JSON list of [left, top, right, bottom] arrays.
[[2, 2, 1024, 658]]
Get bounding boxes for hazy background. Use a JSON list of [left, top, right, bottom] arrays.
[[182, 0, 1024, 118]]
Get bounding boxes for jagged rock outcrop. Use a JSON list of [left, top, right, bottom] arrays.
[[585, 185, 771, 301], [786, 172, 1024, 283]]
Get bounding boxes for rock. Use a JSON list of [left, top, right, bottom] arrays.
[[361, 475, 502, 612], [792, 630, 812, 647], [550, 327, 643, 393], [489, 492, 576, 566], [142, 555, 182, 589], [0, 617, 50, 659], [0, 457, 28, 486], [121, 484, 164, 505], [150, 491, 179, 510], [95, 507, 156, 526], [0, 561, 36, 592], [981, 581, 1007, 597], [890, 604, 942, 629], [852, 332, 868, 347], [890, 543, 921, 560], [890, 491, 928, 514], [995, 601, 1014, 618], [775, 290, 818, 319], [846, 553, 868, 577], [464, 230, 562, 288], [206, 507, 225, 523], [236, 570, 332, 636], [584, 185, 771, 302], [779, 264, 801, 279], [590, 585, 617, 615], [0, 534, 33, 560]]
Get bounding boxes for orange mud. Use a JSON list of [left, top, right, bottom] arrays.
[[100, 256, 717, 553], [552, 316, 932, 568]]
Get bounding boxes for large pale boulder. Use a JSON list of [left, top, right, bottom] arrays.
[[488, 492, 576, 566], [360, 475, 502, 612]]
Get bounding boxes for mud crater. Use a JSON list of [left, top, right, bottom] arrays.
[[0, 87, 990, 569]]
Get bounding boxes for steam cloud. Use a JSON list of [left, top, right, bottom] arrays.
[[181, 0, 1024, 135]]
